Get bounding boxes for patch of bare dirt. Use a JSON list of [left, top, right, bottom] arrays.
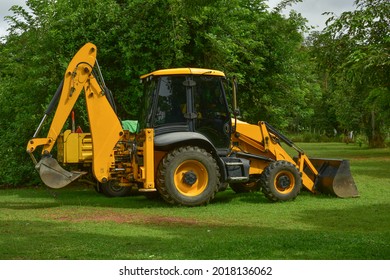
[[45, 210, 201, 226]]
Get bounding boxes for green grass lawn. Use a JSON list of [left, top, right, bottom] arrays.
[[0, 143, 389, 260]]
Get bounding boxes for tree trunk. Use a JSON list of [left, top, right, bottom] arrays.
[[366, 110, 386, 148]]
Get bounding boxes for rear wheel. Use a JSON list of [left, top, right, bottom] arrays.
[[156, 146, 220, 206], [260, 161, 301, 202], [99, 180, 134, 197]]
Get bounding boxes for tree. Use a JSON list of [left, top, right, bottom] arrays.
[[312, 0, 390, 147], [0, 0, 124, 185], [0, 0, 320, 185]]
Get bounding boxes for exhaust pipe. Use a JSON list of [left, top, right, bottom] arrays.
[[36, 156, 86, 189]]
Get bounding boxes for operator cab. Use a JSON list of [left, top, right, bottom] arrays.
[[140, 68, 231, 152]]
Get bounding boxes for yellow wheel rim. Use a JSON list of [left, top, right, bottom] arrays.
[[174, 160, 209, 197], [274, 171, 295, 194]]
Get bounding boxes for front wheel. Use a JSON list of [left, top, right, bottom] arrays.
[[260, 161, 302, 202], [156, 146, 220, 206]]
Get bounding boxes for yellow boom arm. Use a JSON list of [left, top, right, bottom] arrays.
[[26, 43, 123, 187]]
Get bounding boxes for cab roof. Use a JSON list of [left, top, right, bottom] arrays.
[[140, 68, 225, 80]]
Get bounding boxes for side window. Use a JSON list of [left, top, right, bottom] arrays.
[[193, 76, 230, 149], [154, 76, 187, 126], [193, 76, 228, 120]]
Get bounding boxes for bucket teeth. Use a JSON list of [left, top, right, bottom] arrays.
[[36, 157, 86, 189]]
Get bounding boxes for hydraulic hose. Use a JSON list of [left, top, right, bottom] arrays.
[[33, 79, 64, 138], [45, 79, 64, 115]]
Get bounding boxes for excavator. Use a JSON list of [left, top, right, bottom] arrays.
[[26, 43, 358, 206]]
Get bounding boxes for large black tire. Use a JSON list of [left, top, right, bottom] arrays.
[[230, 180, 261, 193], [260, 161, 302, 202], [156, 146, 220, 206], [99, 180, 134, 197]]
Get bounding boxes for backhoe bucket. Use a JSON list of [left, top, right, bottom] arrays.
[[36, 157, 86, 189], [309, 158, 359, 198]]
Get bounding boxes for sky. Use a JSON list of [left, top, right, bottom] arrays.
[[267, 0, 356, 30], [0, 0, 356, 38], [0, 0, 28, 38]]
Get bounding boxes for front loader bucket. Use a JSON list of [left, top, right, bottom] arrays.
[[36, 157, 86, 189], [308, 158, 359, 198]]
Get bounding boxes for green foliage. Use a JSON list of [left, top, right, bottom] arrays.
[[311, 0, 390, 147], [0, 0, 321, 185], [288, 132, 337, 143], [1, 0, 387, 187], [0, 0, 125, 185]]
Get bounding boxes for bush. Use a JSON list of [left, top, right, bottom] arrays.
[[288, 132, 338, 143]]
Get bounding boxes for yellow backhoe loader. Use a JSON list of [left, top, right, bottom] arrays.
[[26, 43, 358, 206]]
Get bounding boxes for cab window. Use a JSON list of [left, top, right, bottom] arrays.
[[153, 76, 187, 126]]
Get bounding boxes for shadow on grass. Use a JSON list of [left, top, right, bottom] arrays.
[[0, 185, 167, 209], [1, 187, 389, 260], [0, 201, 60, 210], [0, 185, 365, 210], [296, 202, 390, 233], [0, 185, 272, 210], [350, 161, 390, 180], [0, 216, 388, 260], [211, 189, 270, 205]]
